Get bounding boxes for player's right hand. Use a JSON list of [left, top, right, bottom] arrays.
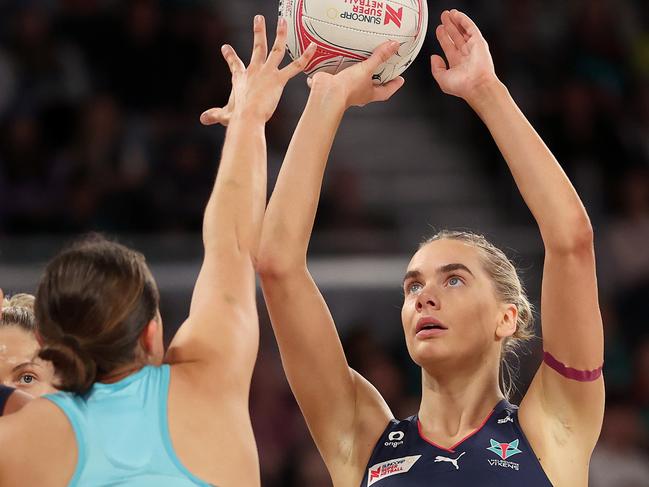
[[200, 15, 317, 126], [308, 40, 405, 109]]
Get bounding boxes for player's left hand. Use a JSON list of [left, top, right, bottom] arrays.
[[430, 10, 498, 103]]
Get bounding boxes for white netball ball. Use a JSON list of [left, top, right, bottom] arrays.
[[279, 0, 428, 84]]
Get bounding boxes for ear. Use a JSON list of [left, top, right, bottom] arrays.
[[496, 303, 517, 339], [139, 319, 160, 356]]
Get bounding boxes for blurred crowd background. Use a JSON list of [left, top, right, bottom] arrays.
[[0, 0, 648, 485]]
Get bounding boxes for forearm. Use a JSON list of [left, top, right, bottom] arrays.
[[258, 87, 346, 271], [204, 113, 267, 257], [468, 80, 592, 251]]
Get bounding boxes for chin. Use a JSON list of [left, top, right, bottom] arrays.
[[408, 340, 454, 368]]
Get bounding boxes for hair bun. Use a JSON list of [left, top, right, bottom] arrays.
[[39, 335, 98, 394]]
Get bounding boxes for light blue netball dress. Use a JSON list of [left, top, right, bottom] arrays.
[[44, 365, 214, 486]]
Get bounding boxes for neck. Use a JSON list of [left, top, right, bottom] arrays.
[[98, 361, 147, 384], [417, 357, 504, 447]]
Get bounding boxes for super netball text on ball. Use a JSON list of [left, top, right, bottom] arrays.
[[341, 0, 385, 24]]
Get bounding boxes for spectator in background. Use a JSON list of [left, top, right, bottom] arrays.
[[288, 440, 331, 487], [632, 339, 649, 434], [590, 397, 649, 487], [4, 3, 88, 108], [0, 293, 57, 397], [599, 168, 649, 348], [0, 113, 56, 232], [602, 168, 649, 293]]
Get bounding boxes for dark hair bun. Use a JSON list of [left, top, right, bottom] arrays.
[[39, 335, 97, 394]]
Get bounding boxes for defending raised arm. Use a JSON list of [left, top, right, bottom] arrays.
[[165, 17, 315, 386]]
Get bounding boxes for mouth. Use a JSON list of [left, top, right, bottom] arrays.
[[415, 317, 448, 337]]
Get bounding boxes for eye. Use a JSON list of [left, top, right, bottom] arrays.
[[447, 276, 464, 287], [406, 282, 423, 294], [18, 373, 38, 385]]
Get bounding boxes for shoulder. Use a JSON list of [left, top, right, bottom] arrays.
[[2, 397, 75, 441], [364, 415, 420, 457], [0, 398, 77, 483], [169, 361, 247, 401], [385, 415, 419, 435]]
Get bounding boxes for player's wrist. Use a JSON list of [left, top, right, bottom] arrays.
[[308, 78, 348, 113], [463, 75, 506, 111], [229, 107, 268, 125]]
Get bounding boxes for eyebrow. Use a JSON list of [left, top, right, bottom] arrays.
[[11, 361, 39, 373], [437, 263, 474, 277], [402, 263, 474, 284], [402, 270, 423, 285]]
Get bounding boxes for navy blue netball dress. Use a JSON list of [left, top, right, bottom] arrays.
[[361, 399, 553, 486]]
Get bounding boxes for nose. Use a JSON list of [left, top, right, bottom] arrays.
[[415, 289, 439, 312]]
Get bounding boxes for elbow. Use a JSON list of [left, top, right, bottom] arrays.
[[545, 216, 594, 255], [255, 256, 283, 280], [256, 227, 308, 279], [256, 252, 305, 281]]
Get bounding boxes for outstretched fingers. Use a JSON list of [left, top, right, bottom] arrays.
[[267, 17, 289, 67], [200, 92, 234, 126], [281, 42, 317, 79], [441, 10, 468, 55], [200, 108, 229, 126], [222, 44, 245, 76], [435, 25, 460, 65], [250, 15, 268, 66], [430, 54, 447, 77], [451, 9, 481, 39]]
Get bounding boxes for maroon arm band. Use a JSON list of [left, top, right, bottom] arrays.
[[543, 351, 603, 382]]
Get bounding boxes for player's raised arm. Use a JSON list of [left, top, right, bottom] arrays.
[[430, 8, 603, 452], [257, 42, 403, 483], [164, 17, 315, 386]]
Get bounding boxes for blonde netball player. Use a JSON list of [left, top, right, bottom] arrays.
[[0, 289, 34, 415], [0, 293, 57, 397], [0, 16, 315, 486], [255, 9, 603, 487]]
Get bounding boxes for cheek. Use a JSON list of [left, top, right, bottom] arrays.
[[400, 302, 416, 348], [400, 297, 411, 324], [474, 299, 500, 341], [452, 293, 495, 339]]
